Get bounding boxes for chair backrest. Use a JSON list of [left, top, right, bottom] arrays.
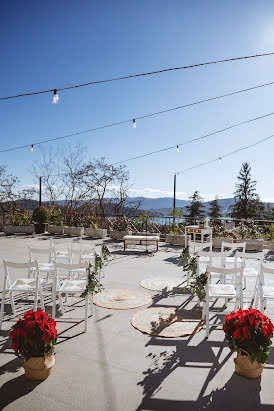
[[236, 250, 264, 266], [68, 248, 95, 263], [206, 264, 244, 284], [196, 251, 215, 274], [3, 260, 39, 285], [28, 247, 55, 263], [53, 261, 89, 280], [221, 241, 246, 253], [260, 265, 274, 285]]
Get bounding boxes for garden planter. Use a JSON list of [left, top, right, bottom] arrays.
[[266, 241, 274, 252], [35, 223, 46, 234], [47, 225, 64, 235], [138, 231, 161, 238], [23, 354, 55, 380], [165, 234, 185, 246], [234, 350, 264, 379], [85, 228, 107, 239], [3, 225, 35, 235], [212, 237, 232, 249], [245, 239, 264, 251], [63, 226, 84, 236], [109, 230, 132, 240]]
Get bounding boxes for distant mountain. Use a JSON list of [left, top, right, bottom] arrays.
[[14, 197, 274, 217], [134, 196, 235, 215]]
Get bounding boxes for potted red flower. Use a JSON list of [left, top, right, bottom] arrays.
[[223, 307, 273, 378], [10, 309, 57, 380]]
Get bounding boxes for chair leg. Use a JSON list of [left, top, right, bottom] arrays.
[[205, 298, 209, 338], [202, 302, 206, 320], [84, 296, 89, 332], [52, 287, 57, 319], [0, 290, 6, 329], [89, 294, 93, 316], [59, 293, 64, 315], [10, 291, 16, 315], [224, 298, 228, 308], [33, 288, 38, 312], [187, 272, 190, 286], [39, 284, 45, 311]]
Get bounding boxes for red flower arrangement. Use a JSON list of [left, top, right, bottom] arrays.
[[10, 310, 57, 360], [223, 307, 273, 364]]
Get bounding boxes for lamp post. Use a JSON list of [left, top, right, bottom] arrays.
[[173, 174, 176, 223], [39, 177, 42, 206]]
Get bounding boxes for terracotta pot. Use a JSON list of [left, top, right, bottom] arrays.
[[23, 354, 55, 380], [234, 350, 264, 379]]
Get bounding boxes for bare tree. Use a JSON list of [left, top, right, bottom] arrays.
[[31, 145, 62, 206], [0, 165, 19, 214]]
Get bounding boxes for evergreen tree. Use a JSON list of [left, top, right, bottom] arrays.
[[208, 197, 222, 219], [186, 191, 205, 220], [230, 162, 264, 219]]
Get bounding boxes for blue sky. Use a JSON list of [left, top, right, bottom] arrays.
[[1, 1, 274, 201]]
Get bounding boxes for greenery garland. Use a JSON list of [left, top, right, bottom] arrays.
[[102, 244, 110, 261], [80, 244, 110, 298], [179, 246, 208, 302]]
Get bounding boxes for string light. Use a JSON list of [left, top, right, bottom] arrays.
[[30, 144, 34, 152], [2, 90, 274, 155], [219, 157, 222, 165], [133, 119, 136, 128], [177, 145, 180, 153], [1, 52, 274, 102], [52, 89, 59, 104]]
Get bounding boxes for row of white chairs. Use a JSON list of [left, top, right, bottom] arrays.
[[0, 241, 102, 332], [0, 260, 93, 332], [192, 241, 274, 337], [202, 263, 274, 337]]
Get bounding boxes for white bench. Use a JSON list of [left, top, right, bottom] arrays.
[[123, 235, 160, 252]]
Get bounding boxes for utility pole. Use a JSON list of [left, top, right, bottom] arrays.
[[173, 174, 176, 222], [39, 177, 42, 206]]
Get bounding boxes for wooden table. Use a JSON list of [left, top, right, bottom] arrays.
[[185, 226, 213, 250]]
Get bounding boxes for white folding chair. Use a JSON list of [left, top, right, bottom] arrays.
[[258, 265, 274, 313], [203, 265, 244, 338], [28, 247, 56, 282], [0, 260, 44, 329], [52, 261, 93, 332], [234, 251, 264, 290], [50, 238, 73, 262], [220, 242, 246, 271]]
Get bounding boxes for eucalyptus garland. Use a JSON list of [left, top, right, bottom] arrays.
[[180, 246, 208, 302], [80, 263, 103, 298], [102, 244, 110, 261]]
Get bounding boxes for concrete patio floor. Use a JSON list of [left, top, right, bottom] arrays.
[[0, 234, 274, 411]]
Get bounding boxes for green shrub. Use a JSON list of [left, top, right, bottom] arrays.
[[32, 206, 48, 224]]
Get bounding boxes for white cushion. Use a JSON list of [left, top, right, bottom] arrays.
[[10, 278, 43, 290], [39, 263, 54, 272], [243, 268, 258, 277], [124, 235, 159, 240], [262, 286, 274, 298], [209, 284, 236, 296], [58, 280, 86, 292]]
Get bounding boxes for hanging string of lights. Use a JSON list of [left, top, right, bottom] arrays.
[[2, 79, 274, 154], [0, 52, 274, 102], [110, 109, 274, 166], [175, 133, 274, 175]]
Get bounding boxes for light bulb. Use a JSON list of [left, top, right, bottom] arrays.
[[110, 165, 113, 171], [52, 89, 59, 104], [133, 119, 136, 128], [177, 145, 180, 153], [219, 157, 222, 165], [30, 144, 34, 153]]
